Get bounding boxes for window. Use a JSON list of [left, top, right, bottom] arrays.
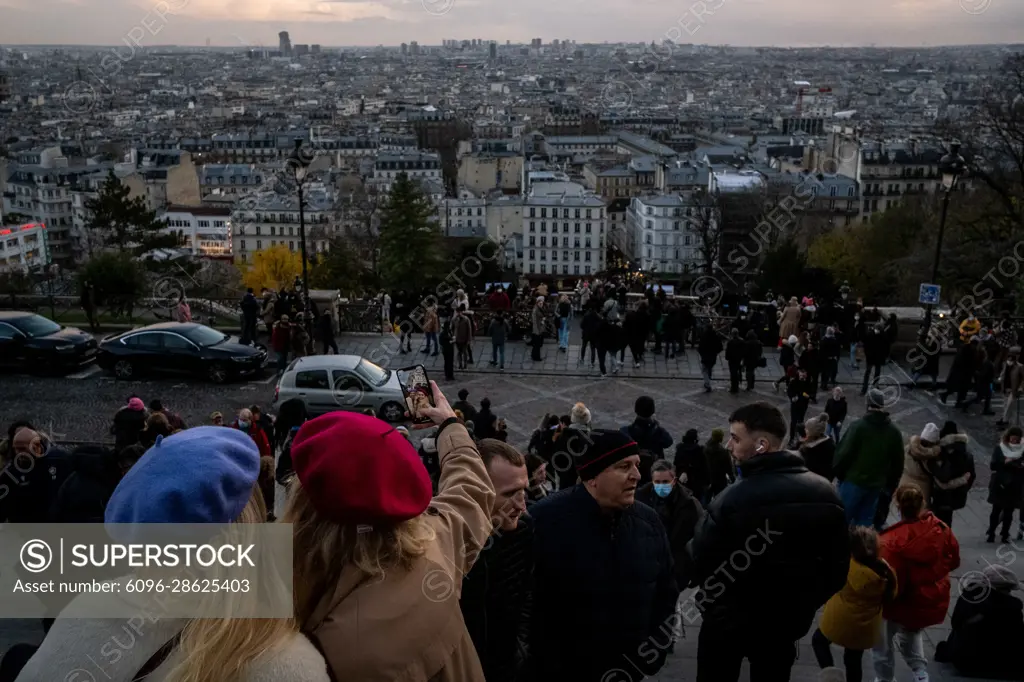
[[585, 266, 591, 275], [289, 242, 295, 251], [529, 207, 535, 217], [574, 238, 581, 248], [295, 370, 330, 390], [562, 264, 569, 274], [255, 226, 261, 236], [552, 251, 558, 261], [529, 236, 536, 246], [331, 372, 363, 392], [540, 251, 546, 260], [685, 235, 691, 246], [585, 252, 591, 262], [162, 334, 196, 351], [829, 185, 837, 197], [540, 236, 547, 246], [529, 222, 535, 232], [574, 252, 580, 261], [541, 222, 547, 233], [540, 264, 547, 274], [563, 222, 569, 232], [270, 226, 276, 236], [585, 223, 592, 233], [574, 209, 581, 219], [645, 220, 653, 229], [563, 250, 569, 261], [574, 223, 581, 233], [563, 208, 569, 218], [123, 333, 162, 350], [673, 221, 680, 230], [529, 249, 535, 260], [574, 265, 580, 275], [0, 323, 19, 340], [541, 208, 547, 218], [585, 238, 592, 247], [645, 234, 652, 244], [256, 240, 262, 249]]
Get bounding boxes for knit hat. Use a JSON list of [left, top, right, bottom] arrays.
[[571, 402, 592, 425], [940, 420, 958, 439], [291, 412, 432, 525], [105, 427, 260, 538], [788, 335, 798, 345], [575, 429, 640, 481], [682, 428, 699, 445], [127, 397, 145, 411], [983, 564, 1021, 592], [866, 388, 886, 409], [804, 414, 828, 440], [710, 428, 724, 444], [635, 396, 656, 419], [920, 423, 941, 445]]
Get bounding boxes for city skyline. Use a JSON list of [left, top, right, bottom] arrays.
[[0, 0, 1022, 48]]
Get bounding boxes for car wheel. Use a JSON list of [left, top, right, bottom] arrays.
[[380, 401, 405, 422], [209, 363, 228, 384], [113, 360, 134, 379]]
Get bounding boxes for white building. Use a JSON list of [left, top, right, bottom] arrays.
[[161, 206, 233, 258], [231, 192, 332, 264], [439, 193, 488, 238], [372, 151, 442, 192], [625, 194, 705, 275], [0, 222, 49, 272], [521, 182, 606, 277]]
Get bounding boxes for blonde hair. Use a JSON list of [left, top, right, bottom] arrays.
[[284, 479, 435, 627], [164, 488, 297, 682]]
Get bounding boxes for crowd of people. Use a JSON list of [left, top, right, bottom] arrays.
[[3, 368, 1024, 682]]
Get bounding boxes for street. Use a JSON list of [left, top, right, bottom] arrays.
[[0, 334, 1018, 681]]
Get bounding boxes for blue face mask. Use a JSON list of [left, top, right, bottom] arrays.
[[653, 483, 673, 498], [238, 420, 250, 430]]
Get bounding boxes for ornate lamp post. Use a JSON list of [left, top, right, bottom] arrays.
[[920, 140, 967, 344]]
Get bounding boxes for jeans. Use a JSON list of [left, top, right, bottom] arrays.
[[812, 628, 863, 682], [491, 342, 505, 368], [580, 337, 596, 364], [423, 331, 438, 354], [826, 422, 843, 442], [558, 317, 570, 349], [701, 363, 714, 389], [276, 350, 288, 373], [850, 343, 859, 367], [598, 347, 620, 375], [873, 620, 928, 681], [697, 625, 797, 682], [838, 480, 880, 528], [745, 366, 756, 390], [821, 358, 838, 389], [241, 315, 258, 345], [1003, 392, 1021, 422]]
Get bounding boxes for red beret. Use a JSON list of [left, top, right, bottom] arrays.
[[291, 412, 433, 525]]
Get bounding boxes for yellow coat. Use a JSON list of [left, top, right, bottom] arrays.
[[818, 558, 896, 650], [959, 318, 981, 342]]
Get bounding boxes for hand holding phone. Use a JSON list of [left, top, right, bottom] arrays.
[[398, 366, 436, 425]]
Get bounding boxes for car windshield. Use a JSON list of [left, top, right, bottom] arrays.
[[356, 359, 390, 387], [11, 315, 61, 338], [182, 325, 228, 347]]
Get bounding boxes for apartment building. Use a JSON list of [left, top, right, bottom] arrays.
[[373, 151, 442, 192], [625, 194, 704, 275], [161, 206, 233, 258], [231, 194, 331, 264], [440, 194, 488, 238], [0, 222, 48, 273], [584, 156, 658, 200], [458, 152, 523, 195], [521, 182, 606, 277], [199, 165, 266, 199]]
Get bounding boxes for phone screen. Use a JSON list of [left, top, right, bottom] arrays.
[[398, 365, 435, 424]]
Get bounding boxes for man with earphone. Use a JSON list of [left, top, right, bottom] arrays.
[[686, 401, 849, 682]]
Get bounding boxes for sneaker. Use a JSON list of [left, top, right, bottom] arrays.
[[987, 533, 996, 543]]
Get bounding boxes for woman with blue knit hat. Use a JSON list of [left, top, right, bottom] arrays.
[[285, 380, 495, 682], [16, 427, 332, 682]]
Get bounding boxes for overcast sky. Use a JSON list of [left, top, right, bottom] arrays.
[[0, 0, 1021, 47]]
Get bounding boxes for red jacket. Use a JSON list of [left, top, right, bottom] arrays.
[[880, 512, 960, 630], [271, 323, 291, 353], [488, 291, 511, 311], [234, 421, 271, 459]]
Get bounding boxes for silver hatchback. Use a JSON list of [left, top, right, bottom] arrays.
[[273, 355, 408, 421]]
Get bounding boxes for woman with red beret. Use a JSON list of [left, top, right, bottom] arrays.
[[285, 381, 496, 682]]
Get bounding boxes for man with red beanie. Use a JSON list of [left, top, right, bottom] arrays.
[[529, 429, 679, 682]]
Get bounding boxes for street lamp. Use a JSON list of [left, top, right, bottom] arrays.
[[288, 138, 313, 335], [921, 140, 967, 344]]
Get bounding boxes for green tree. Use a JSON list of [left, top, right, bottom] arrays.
[[310, 236, 370, 297], [377, 173, 445, 291], [85, 172, 180, 254], [76, 253, 147, 317]]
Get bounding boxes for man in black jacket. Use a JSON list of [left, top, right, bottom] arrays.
[[621, 396, 673, 485], [819, 326, 841, 390], [531, 430, 679, 682], [460, 440, 534, 682], [240, 287, 261, 345], [686, 402, 849, 682], [725, 328, 745, 394], [636, 459, 703, 588], [861, 322, 889, 395]]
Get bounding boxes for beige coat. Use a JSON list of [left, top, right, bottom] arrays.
[[307, 424, 495, 682], [778, 304, 802, 340], [899, 435, 942, 501]]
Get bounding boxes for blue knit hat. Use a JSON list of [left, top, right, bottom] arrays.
[[105, 427, 260, 536]]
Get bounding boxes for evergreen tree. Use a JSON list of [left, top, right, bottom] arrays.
[[377, 173, 445, 291], [85, 172, 179, 254]]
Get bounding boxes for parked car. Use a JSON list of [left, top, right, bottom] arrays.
[[0, 311, 97, 373], [97, 322, 266, 384], [273, 355, 407, 421]]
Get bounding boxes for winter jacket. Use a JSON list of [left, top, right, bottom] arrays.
[[306, 424, 493, 682], [824, 397, 848, 427], [899, 435, 942, 502], [241, 292, 260, 318], [686, 450, 849, 639], [704, 441, 736, 498], [697, 329, 722, 367], [234, 422, 272, 459], [455, 314, 474, 344], [459, 516, 535, 682], [0, 443, 73, 524], [743, 337, 762, 369], [1002, 360, 1024, 396], [818, 558, 897, 651], [947, 343, 979, 387], [779, 343, 796, 367], [959, 317, 982, 342], [580, 310, 601, 340], [880, 512, 960, 630], [260, 295, 276, 327], [530, 485, 679, 682], [49, 445, 122, 523], [452, 400, 478, 423], [725, 337, 745, 366], [622, 418, 673, 485], [863, 327, 889, 365], [487, 318, 510, 344], [473, 409, 497, 441], [988, 441, 1024, 508], [937, 587, 1024, 680], [636, 482, 703, 587], [799, 437, 836, 482], [674, 442, 710, 501], [833, 410, 905, 491], [18, 613, 330, 682], [778, 304, 802, 340], [487, 291, 511, 311], [819, 334, 840, 361], [788, 376, 811, 411], [931, 433, 975, 512], [975, 358, 996, 396], [531, 305, 545, 336], [111, 406, 146, 453], [271, 322, 291, 353], [799, 346, 820, 373], [423, 307, 441, 333]]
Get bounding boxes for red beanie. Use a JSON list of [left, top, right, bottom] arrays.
[[291, 412, 432, 525]]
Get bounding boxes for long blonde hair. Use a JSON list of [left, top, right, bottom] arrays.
[[284, 479, 435, 627], [165, 487, 298, 682]]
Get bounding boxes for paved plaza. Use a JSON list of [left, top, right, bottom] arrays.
[[0, 333, 1019, 680]]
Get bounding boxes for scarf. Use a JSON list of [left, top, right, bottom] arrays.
[[1001, 441, 1024, 461]]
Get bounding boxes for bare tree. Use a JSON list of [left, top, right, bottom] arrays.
[[334, 180, 384, 285], [685, 191, 723, 275]]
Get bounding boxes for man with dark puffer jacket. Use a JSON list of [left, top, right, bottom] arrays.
[[687, 402, 849, 682], [530, 430, 679, 682], [621, 396, 673, 486]]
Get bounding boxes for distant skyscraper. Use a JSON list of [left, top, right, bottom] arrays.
[[531, 38, 542, 48], [401, 42, 408, 55], [278, 31, 291, 56], [311, 44, 321, 54], [489, 42, 497, 60], [410, 41, 420, 56]]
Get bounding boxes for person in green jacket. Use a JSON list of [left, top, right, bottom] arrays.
[[833, 389, 905, 528]]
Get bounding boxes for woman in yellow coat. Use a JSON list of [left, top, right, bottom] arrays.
[[812, 526, 897, 681]]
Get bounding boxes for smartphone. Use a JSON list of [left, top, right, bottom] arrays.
[[398, 365, 435, 424]]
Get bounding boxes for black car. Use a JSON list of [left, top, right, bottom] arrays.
[[0, 311, 98, 373], [97, 322, 267, 384]]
